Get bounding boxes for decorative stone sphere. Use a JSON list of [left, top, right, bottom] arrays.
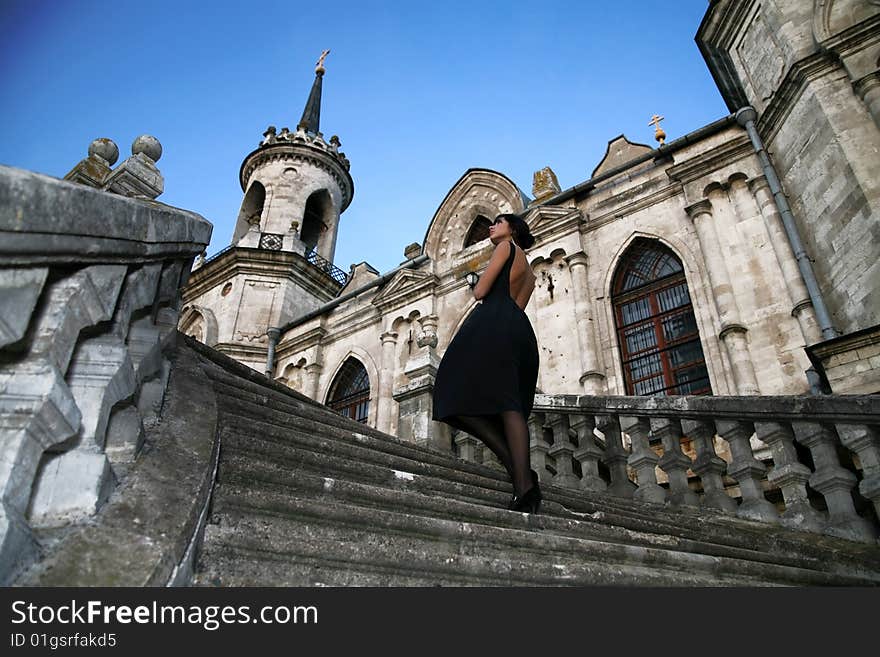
[[132, 135, 162, 162], [88, 138, 119, 165]]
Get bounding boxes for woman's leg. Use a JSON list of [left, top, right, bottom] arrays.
[[449, 414, 514, 480], [500, 409, 532, 496]]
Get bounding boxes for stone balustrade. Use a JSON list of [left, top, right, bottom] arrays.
[[454, 392, 880, 544], [0, 161, 211, 583]]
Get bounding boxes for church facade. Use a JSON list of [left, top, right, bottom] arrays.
[[180, 0, 880, 450]]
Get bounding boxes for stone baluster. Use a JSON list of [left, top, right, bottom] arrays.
[[565, 252, 605, 394], [571, 414, 606, 492], [715, 420, 779, 522], [650, 418, 699, 507], [527, 413, 551, 482], [754, 421, 825, 533], [793, 422, 877, 543], [685, 197, 760, 395], [681, 419, 736, 512], [454, 431, 479, 463], [547, 412, 579, 489], [835, 423, 880, 522], [748, 176, 821, 344], [621, 415, 665, 504], [597, 415, 635, 498], [377, 330, 398, 435]]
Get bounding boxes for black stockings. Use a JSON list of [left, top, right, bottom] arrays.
[[451, 410, 533, 496]]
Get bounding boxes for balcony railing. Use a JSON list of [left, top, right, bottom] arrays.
[[305, 247, 348, 286], [454, 392, 880, 544]]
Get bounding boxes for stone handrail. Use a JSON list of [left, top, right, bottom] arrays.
[[0, 163, 212, 583], [456, 392, 879, 544]]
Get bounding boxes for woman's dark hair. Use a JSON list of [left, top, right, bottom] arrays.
[[495, 213, 536, 250]]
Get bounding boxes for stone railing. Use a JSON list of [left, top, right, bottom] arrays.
[[455, 393, 879, 544], [0, 157, 211, 583]]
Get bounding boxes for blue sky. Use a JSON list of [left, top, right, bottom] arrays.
[[0, 0, 727, 275]]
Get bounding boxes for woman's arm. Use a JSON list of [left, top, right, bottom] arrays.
[[473, 242, 511, 300]]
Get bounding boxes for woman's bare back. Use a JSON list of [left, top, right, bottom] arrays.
[[508, 243, 535, 311]]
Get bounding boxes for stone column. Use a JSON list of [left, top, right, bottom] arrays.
[[715, 420, 779, 522], [681, 419, 736, 512], [754, 421, 824, 533], [793, 422, 877, 543], [597, 415, 635, 498], [853, 71, 880, 131], [748, 176, 821, 344], [305, 362, 323, 401], [377, 330, 398, 435], [565, 252, 604, 394], [621, 415, 665, 504], [685, 198, 760, 395], [651, 418, 699, 507]]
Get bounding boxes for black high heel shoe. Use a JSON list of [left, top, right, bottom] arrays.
[[510, 483, 542, 514], [507, 469, 542, 511]]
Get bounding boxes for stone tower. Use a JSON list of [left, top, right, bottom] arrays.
[[232, 51, 353, 261], [180, 53, 354, 371]]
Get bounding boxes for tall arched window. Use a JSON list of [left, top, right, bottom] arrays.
[[327, 357, 370, 423], [612, 239, 711, 396], [463, 215, 492, 248], [301, 189, 333, 254]]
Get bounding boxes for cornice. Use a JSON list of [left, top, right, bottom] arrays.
[[239, 142, 354, 211], [665, 134, 753, 184], [182, 247, 341, 302]]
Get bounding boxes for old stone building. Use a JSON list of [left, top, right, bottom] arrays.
[[181, 0, 880, 454], [3, 0, 879, 587]]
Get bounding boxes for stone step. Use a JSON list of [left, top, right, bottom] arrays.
[[215, 452, 878, 585], [198, 486, 785, 587], [215, 419, 880, 580], [187, 341, 880, 585]]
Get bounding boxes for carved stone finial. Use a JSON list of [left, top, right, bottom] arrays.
[[404, 243, 421, 260], [65, 137, 119, 187], [102, 135, 164, 199], [532, 166, 561, 202], [261, 125, 277, 146], [316, 49, 330, 75], [132, 135, 162, 162], [88, 138, 119, 166], [649, 114, 666, 145]]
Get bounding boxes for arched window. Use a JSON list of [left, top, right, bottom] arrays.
[[463, 215, 492, 248], [327, 357, 370, 423], [232, 181, 266, 243], [301, 189, 333, 254], [612, 239, 711, 396]]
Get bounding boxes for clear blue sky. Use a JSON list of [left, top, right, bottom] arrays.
[[0, 0, 727, 275]]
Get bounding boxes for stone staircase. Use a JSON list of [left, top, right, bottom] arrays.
[[187, 340, 880, 586]]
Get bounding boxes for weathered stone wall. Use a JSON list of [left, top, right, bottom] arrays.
[[698, 0, 880, 333]]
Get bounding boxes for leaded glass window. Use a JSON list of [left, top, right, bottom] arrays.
[[327, 357, 370, 423], [612, 240, 711, 396]]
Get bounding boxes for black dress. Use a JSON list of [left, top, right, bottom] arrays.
[[432, 240, 540, 425]]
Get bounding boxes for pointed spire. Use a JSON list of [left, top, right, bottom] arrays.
[[297, 50, 330, 134]]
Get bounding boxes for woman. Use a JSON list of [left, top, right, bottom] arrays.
[[432, 213, 541, 513]]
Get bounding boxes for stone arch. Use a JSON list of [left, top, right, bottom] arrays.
[[463, 214, 493, 248], [301, 189, 334, 255], [232, 180, 266, 243], [423, 168, 528, 261], [607, 237, 712, 396], [322, 347, 381, 426], [179, 305, 218, 346], [600, 231, 723, 395]]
